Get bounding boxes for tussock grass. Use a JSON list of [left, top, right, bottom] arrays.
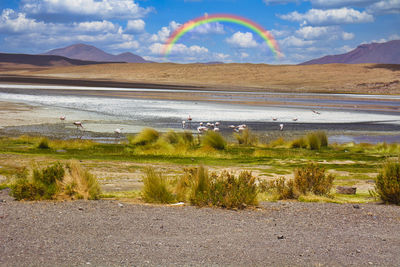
[[37, 138, 50, 149], [10, 161, 100, 201], [202, 131, 226, 150], [373, 158, 400, 204], [141, 167, 175, 204], [129, 128, 160, 146], [234, 128, 258, 146]]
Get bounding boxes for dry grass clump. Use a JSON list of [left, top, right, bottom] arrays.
[[262, 163, 335, 200], [290, 131, 328, 150], [129, 128, 160, 146], [202, 131, 226, 150], [234, 128, 258, 146], [373, 158, 400, 204], [10, 161, 100, 201], [178, 166, 258, 209], [37, 137, 50, 149], [141, 167, 175, 204]]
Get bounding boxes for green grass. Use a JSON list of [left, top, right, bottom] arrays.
[[0, 134, 398, 204]]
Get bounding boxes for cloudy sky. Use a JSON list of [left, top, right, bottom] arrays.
[[0, 0, 399, 64]]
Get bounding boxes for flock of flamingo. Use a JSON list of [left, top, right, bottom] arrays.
[[59, 109, 321, 137]]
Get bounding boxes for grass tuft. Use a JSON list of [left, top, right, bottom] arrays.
[[141, 167, 175, 204], [129, 128, 160, 146], [373, 158, 400, 204], [202, 131, 226, 150]]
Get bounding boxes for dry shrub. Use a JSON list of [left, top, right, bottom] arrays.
[[129, 128, 160, 146], [37, 138, 50, 149], [290, 137, 307, 149], [183, 166, 258, 209], [374, 158, 400, 204], [63, 161, 101, 200], [234, 128, 258, 146], [10, 161, 100, 201], [142, 167, 175, 204], [294, 163, 334, 195], [202, 131, 226, 150], [265, 163, 335, 200], [269, 137, 286, 148]]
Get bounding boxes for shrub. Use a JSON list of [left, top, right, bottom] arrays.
[[202, 131, 226, 150], [130, 128, 159, 146], [294, 163, 334, 196], [307, 133, 321, 150], [290, 137, 307, 149], [269, 177, 297, 200], [176, 167, 196, 202], [142, 167, 175, 204], [64, 161, 101, 200], [234, 128, 258, 146], [187, 166, 258, 209], [37, 138, 50, 149], [269, 137, 286, 148], [315, 131, 328, 148], [208, 170, 258, 209], [32, 162, 65, 199], [190, 166, 210, 206], [374, 159, 400, 204], [10, 161, 101, 201], [163, 130, 180, 144]]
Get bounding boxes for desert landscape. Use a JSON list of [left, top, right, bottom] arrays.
[[1, 0, 400, 266]]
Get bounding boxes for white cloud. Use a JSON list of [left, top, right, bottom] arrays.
[[310, 0, 377, 7], [150, 21, 181, 43], [110, 40, 139, 50], [279, 8, 374, 25], [21, 0, 152, 19], [192, 22, 225, 35], [367, 0, 400, 14], [0, 9, 46, 33], [226, 32, 258, 48], [149, 42, 208, 56], [281, 36, 315, 47], [341, 31, 355, 40], [125, 19, 145, 33], [73, 20, 118, 33], [214, 53, 230, 60]]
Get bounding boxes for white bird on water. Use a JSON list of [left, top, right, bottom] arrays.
[[60, 115, 66, 121], [279, 124, 284, 131], [114, 128, 123, 138], [182, 120, 186, 129]]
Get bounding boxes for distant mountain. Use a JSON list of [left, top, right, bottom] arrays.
[[43, 43, 149, 63], [0, 53, 106, 67], [300, 40, 400, 65]]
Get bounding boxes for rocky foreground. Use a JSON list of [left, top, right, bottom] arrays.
[[1, 189, 399, 267]]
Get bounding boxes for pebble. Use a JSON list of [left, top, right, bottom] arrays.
[[277, 235, 285, 240], [353, 204, 360, 209], [78, 207, 83, 211]]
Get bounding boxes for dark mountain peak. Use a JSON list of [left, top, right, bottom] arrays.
[[301, 40, 400, 65], [43, 43, 150, 63]]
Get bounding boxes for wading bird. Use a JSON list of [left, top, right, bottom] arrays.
[[60, 115, 66, 122], [114, 128, 123, 138], [272, 117, 277, 121], [280, 124, 284, 131], [292, 117, 298, 121], [312, 110, 321, 115], [182, 120, 186, 129], [73, 121, 84, 129]]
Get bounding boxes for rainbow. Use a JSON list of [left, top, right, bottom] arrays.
[[162, 14, 282, 58]]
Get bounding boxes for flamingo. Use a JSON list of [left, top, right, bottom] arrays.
[[292, 117, 298, 122], [215, 122, 220, 127], [312, 110, 321, 115], [279, 124, 284, 131], [272, 117, 277, 121], [182, 120, 186, 129], [60, 115, 66, 122], [114, 128, 123, 136], [229, 125, 236, 129], [197, 126, 208, 133], [213, 127, 220, 132], [73, 121, 84, 129]]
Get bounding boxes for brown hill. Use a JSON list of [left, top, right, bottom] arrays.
[[301, 40, 400, 65], [0, 53, 108, 67], [43, 43, 149, 63]]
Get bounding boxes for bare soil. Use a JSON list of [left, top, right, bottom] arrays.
[[1, 189, 399, 267], [1, 62, 400, 94]]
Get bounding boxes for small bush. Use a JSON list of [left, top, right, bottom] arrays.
[[187, 166, 258, 209], [176, 167, 196, 202], [37, 138, 50, 149], [64, 161, 101, 200], [163, 130, 180, 144], [269, 137, 286, 148], [142, 167, 175, 204], [182, 131, 194, 146], [307, 133, 321, 150], [190, 166, 210, 206], [269, 177, 297, 200], [374, 159, 400, 204], [202, 131, 226, 150], [234, 128, 258, 146], [10, 161, 101, 201], [130, 128, 160, 146], [294, 163, 334, 196], [290, 137, 308, 149], [315, 131, 328, 148]]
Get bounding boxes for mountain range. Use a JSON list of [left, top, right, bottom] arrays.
[[301, 40, 400, 65], [43, 43, 150, 63]]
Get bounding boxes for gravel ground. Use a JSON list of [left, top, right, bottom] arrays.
[[1, 189, 400, 267]]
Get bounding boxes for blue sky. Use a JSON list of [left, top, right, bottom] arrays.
[[0, 0, 399, 64]]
